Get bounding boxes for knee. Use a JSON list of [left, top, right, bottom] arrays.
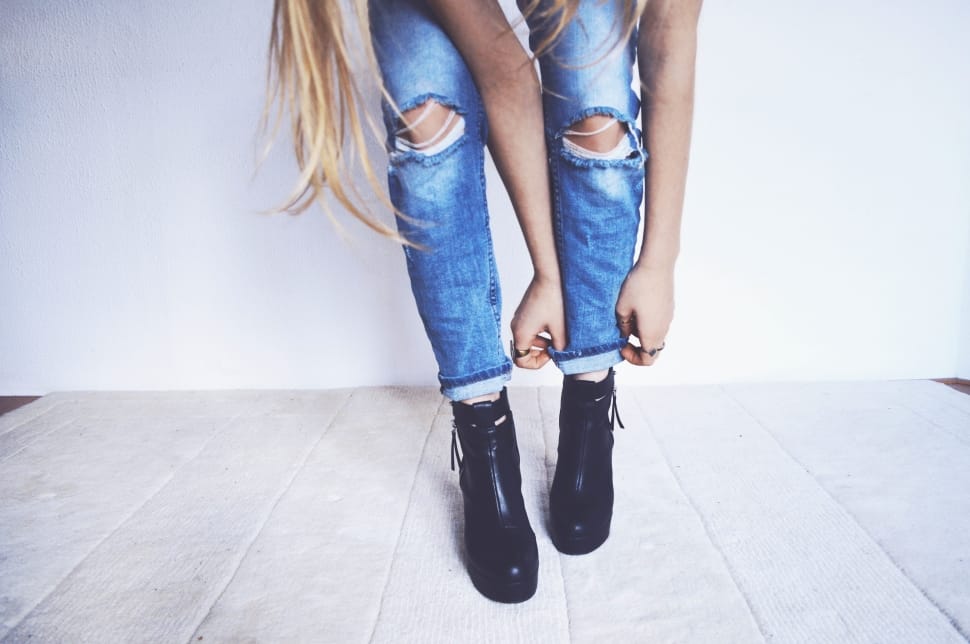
[[394, 98, 466, 156], [562, 112, 638, 160]]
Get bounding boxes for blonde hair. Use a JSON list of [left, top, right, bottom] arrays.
[[520, 0, 646, 64], [262, 0, 646, 239], [262, 0, 401, 240]]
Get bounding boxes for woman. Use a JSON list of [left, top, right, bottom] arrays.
[[266, 0, 701, 603]]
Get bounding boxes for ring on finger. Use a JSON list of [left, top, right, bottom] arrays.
[[510, 340, 532, 359], [644, 340, 666, 357]]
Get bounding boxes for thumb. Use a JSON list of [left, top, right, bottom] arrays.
[[511, 328, 535, 358], [549, 321, 567, 351]]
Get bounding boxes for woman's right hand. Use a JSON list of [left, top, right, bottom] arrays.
[[510, 275, 567, 369]]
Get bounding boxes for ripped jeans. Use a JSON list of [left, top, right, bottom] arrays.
[[369, 0, 645, 401]]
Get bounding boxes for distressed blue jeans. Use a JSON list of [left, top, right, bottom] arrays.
[[370, 0, 645, 401]]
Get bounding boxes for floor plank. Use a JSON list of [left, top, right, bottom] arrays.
[[368, 387, 571, 643], [538, 386, 763, 643], [0, 409, 238, 639], [723, 379, 970, 638], [0, 394, 63, 435], [189, 387, 442, 643], [0, 397, 41, 419], [631, 384, 964, 643], [2, 382, 967, 643], [4, 391, 350, 642]]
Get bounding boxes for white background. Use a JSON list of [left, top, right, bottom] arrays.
[[1, 0, 968, 395]]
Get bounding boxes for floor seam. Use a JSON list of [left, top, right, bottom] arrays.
[[4, 410, 245, 636], [894, 384, 970, 448], [186, 390, 356, 643], [0, 417, 78, 466], [895, 399, 970, 448], [536, 386, 573, 644], [0, 401, 63, 440], [719, 384, 969, 642], [918, 381, 970, 414], [629, 387, 768, 643], [366, 395, 443, 644]]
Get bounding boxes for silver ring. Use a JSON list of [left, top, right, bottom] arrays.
[[645, 340, 666, 357]]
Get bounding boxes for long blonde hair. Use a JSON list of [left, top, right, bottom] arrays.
[[262, 0, 646, 239]]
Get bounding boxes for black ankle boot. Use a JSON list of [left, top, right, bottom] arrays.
[[450, 388, 539, 603], [549, 368, 624, 555]]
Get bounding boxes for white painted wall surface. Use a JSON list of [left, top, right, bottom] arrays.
[[959, 224, 970, 378], [1, 0, 968, 395]]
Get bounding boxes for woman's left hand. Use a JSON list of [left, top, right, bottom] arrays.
[[616, 263, 675, 366], [510, 275, 567, 369]]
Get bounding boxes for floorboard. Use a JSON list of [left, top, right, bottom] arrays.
[[1, 381, 966, 643]]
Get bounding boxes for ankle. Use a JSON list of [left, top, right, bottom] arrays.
[[562, 369, 617, 412], [571, 369, 609, 383], [452, 388, 511, 431], [459, 391, 501, 406]]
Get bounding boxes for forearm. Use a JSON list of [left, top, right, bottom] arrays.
[[637, 0, 702, 270], [482, 71, 561, 283], [427, 0, 560, 283]]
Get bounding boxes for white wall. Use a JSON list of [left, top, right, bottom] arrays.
[[1, 0, 968, 395], [959, 222, 970, 379]]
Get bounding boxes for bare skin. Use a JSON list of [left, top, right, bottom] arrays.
[[420, 1, 702, 398], [617, 0, 702, 366], [424, 0, 566, 403], [560, 116, 624, 385], [564, 114, 627, 152]]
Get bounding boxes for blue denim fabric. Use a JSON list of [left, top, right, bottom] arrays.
[[369, 0, 644, 399], [524, 1, 645, 375]]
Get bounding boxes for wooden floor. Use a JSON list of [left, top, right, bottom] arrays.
[[1, 379, 968, 643]]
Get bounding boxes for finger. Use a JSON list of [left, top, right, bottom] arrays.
[[621, 341, 660, 366], [638, 345, 658, 365], [616, 303, 634, 321], [511, 334, 551, 368], [640, 338, 666, 359], [511, 330, 535, 363], [620, 342, 645, 366], [517, 350, 551, 370], [616, 312, 637, 338], [530, 334, 551, 351], [512, 342, 551, 369], [549, 322, 567, 351]]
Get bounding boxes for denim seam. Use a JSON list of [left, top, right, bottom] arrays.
[[547, 337, 628, 361], [439, 361, 512, 389], [477, 106, 503, 345], [549, 143, 566, 270]]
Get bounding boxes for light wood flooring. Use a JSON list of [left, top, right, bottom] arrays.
[[1, 379, 968, 642]]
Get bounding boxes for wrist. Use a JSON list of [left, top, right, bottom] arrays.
[[635, 247, 679, 272], [532, 266, 562, 288], [532, 265, 562, 287]]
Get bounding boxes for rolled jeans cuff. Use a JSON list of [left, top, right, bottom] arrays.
[[439, 362, 512, 402], [549, 339, 627, 376]]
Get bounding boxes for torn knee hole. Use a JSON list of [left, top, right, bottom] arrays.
[[395, 100, 465, 155], [563, 115, 635, 160]]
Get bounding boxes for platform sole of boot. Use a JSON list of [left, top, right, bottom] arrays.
[[550, 524, 610, 556], [467, 567, 538, 604]]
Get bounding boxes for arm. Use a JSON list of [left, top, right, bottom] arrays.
[[426, 0, 565, 367], [617, 0, 702, 365]]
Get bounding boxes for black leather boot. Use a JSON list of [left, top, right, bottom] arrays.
[[549, 367, 624, 555], [450, 388, 539, 603]]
